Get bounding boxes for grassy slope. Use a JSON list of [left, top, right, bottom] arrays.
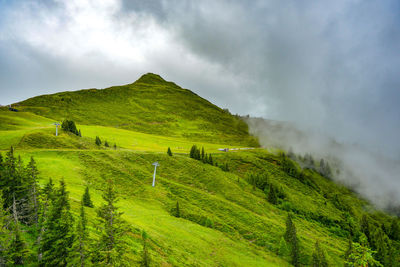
[[13, 73, 258, 147], [0, 74, 396, 266], [0, 109, 386, 266]]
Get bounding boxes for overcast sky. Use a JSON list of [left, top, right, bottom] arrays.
[[1, 0, 400, 157]]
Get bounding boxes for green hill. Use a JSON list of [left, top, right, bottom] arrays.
[[0, 74, 399, 266], [13, 73, 258, 147]]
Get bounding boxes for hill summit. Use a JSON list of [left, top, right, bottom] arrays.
[[15, 73, 259, 146]]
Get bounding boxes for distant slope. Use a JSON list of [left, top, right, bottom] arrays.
[[14, 73, 258, 146]]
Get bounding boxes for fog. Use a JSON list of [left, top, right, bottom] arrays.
[[247, 117, 400, 211]]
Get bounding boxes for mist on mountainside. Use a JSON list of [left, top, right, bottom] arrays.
[[247, 117, 400, 213]]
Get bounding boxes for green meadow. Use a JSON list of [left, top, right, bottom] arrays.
[[0, 74, 398, 266]]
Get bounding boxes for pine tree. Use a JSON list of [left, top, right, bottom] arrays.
[[208, 154, 213, 165], [93, 180, 128, 265], [389, 218, 400, 241], [113, 143, 117, 150], [267, 184, 278, 205], [285, 214, 300, 267], [167, 147, 173, 156], [0, 196, 11, 265], [82, 186, 94, 208], [95, 136, 101, 146], [40, 179, 75, 266], [371, 227, 390, 265], [345, 235, 382, 267], [278, 236, 289, 256], [190, 145, 196, 158], [8, 224, 29, 265], [201, 147, 205, 160], [25, 156, 40, 226], [312, 241, 328, 267], [104, 140, 109, 147], [360, 214, 371, 243], [141, 231, 151, 267], [78, 129, 82, 137], [74, 203, 88, 267]]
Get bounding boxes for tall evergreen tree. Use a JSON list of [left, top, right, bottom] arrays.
[[95, 136, 101, 146], [104, 140, 109, 147], [201, 147, 205, 160], [141, 231, 151, 267], [278, 236, 289, 257], [208, 154, 213, 165], [25, 157, 40, 226], [8, 224, 29, 266], [40, 179, 75, 266], [312, 241, 328, 267], [0, 196, 11, 265], [82, 186, 94, 208], [285, 214, 300, 267], [93, 180, 128, 265], [360, 215, 371, 243], [389, 218, 400, 241], [74, 203, 88, 267], [371, 227, 390, 265], [167, 147, 173, 156], [267, 184, 278, 205]]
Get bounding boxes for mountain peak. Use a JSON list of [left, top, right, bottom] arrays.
[[134, 73, 168, 85]]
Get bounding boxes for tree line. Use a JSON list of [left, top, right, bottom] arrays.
[[189, 145, 229, 172], [0, 147, 150, 266]]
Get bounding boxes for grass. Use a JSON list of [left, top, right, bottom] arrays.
[[1, 73, 397, 266], [13, 73, 259, 147]]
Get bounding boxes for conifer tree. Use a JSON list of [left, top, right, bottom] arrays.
[[312, 241, 328, 267], [0, 196, 11, 265], [208, 154, 213, 165], [371, 227, 390, 265], [113, 143, 117, 150], [201, 147, 205, 160], [389, 218, 400, 241], [104, 140, 109, 147], [93, 180, 128, 265], [95, 136, 101, 146], [82, 186, 94, 208], [278, 236, 289, 256], [360, 215, 371, 243], [40, 179, 75, 266], [167, 147, 173, 156], [78, 129, 82, 137], [285, 214, 300, 267], [74, 203, 88, 267], [25, 156, 40, 226], [9, 224, 29, 265], [141, 231, 151, 267], [267, 184, 278, 205]]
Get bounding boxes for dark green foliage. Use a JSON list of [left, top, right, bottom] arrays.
[[285, 214, 300, 267], [95, 136, 101, 146], [312, 241, 328, 267], [267, 184, 278, 205], [25, 156, 40, 226], [104, 140, 109, 147], [278, 237, 289, 257], [61, 119, 79, 136], [93, 180, 129, 265], [78, 129, 82, 137], [141, 231, 151, 267], [190, 145, 214, 166], [9, 225, 29, 265], [113, 143, 117, 150], [167, 147, 173, 156], [345, 235, 382, 267], [247, 172, 269, 191], [82, 186, 94, 208], [371, 227, 390, 265], [281, 153, 300, 178], [360, 215, 371, 243], [389, 218, 400, 241], [74, 203, 88, 267], [40, 179, 75, 266]]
